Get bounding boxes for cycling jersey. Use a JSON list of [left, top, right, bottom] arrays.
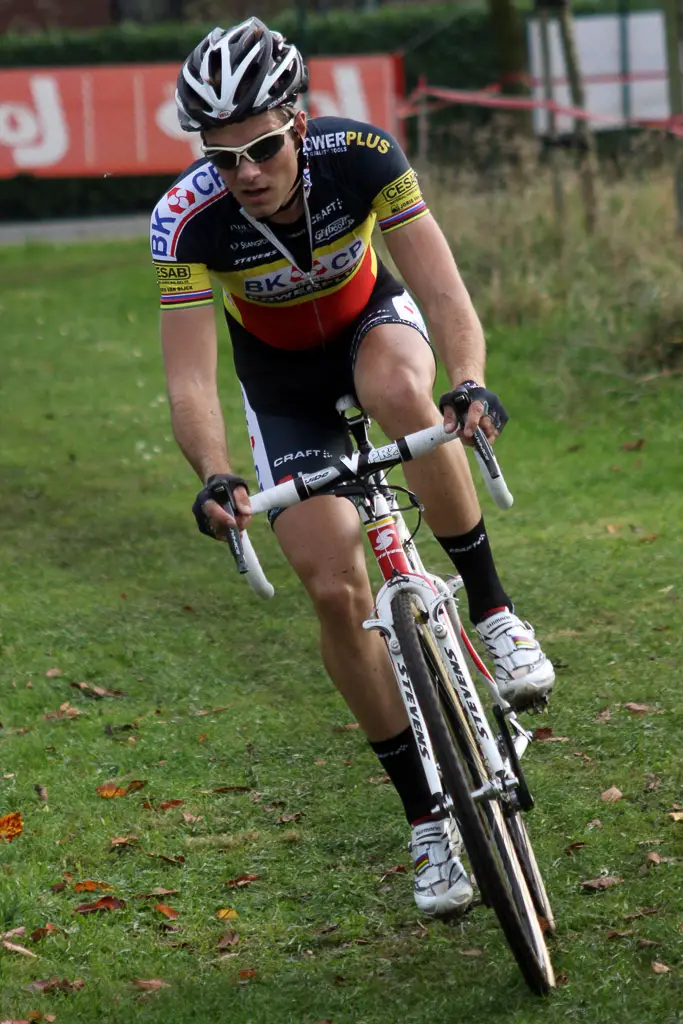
[[150, 116, 429, 350]]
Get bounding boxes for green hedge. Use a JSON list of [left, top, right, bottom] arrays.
[[0, 1, 647, 221]]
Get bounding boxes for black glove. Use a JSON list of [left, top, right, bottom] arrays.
[[438, 380, 509, 434], [192, 473, 249, 538]]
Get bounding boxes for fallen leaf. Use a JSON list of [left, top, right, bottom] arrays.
[[50, 882, 66, 893], [314, 759, 327, 766], [160, 922, 182, 934], [74, 880, 114, 893], [159, 800, 184, 811], [601, 786, 623, 803], [586, 819, 602, 830], [380, 865, 406, 881], [97, 779, 146, 799], [1, 928, 26, 940], [638, 938, 662, 948], [132, 979, 170, 991], [154, 904, 179, 919], [195, 706, 232, 716], [181, 812, 203, 824], [332, 723, 360, 732], [459, 949, 483, 956], [595, 707, 612, 723], [313, 923, 339, 935], [573, 752, 593, 763], [580, 876, 624, 891], [73, 897, 125, 914], [23, 977, 84, 994], [226, 874, 260, 888], [217, 929, 240, 950], [29, 923, 59, 942], [70, 682, 125, 698], [238, 968, 256, 980], [534, 727, 569, 742], [43, 702, 81, 720], [135, 888, 179, 899], [624, 907, 659, 921], [34, 784, 48, 803], [216, 908, 239, 921], [644, 773, 661, 792], [644, 851, 675, 866], [209, 786, 252, 794], [2, 940, 37, 957], [369, 775, 391, 784], [669, 812, 683, 822], [147, 853, 185, 865], [556, 970, 569, 986], [0, 811, 23, 842], [45, 668, 62, 678], [606, 523, 619, 534], [566, 842, 586, 856], [110, 835, 138, 847], [624, 703, 663, 715], [275, 812, 303, 824], [606, 929, 633, 939], [638, 535, 659, 543], [621, 438, 645, 451], [652, 961, 671, 974], [198, 733, 207, 743], [658, 585, 674, 593]]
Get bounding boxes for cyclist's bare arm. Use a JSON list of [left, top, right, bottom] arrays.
[[161, 305, 251, 533], [384, 213, 487, 437]]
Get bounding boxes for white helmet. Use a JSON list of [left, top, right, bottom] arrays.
[[176, 18, 308, 131]]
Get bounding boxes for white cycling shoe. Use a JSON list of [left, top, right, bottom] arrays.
[[476, 608, 555, 710], [410, 816, 473, 917]]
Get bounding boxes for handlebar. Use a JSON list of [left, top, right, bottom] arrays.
[[221, 419, 512, 599]]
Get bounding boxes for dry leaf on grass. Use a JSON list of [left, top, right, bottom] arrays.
[[216, 908, 239, 921], [110, 835, 138, 847], [135, 888, 179, 899], [644, 773, 661, 791], [147, 853, 185, 865], [132, 979, 170, 991], [24, 977, 84, 994], [379, 865, 406, 881], [158, 800, 184, 811], [225, 874, 260, 888], [621, 438, 645, 451], [195, 706, 232, 717], [580, 876, 624, 892], [533, 727, 569, 742], [45, 668, 62, 678], [29, 924, 60, 942], [70, 682, 125, 698], [206, 785, 251, 794], [43, 702, 81, 720], [181, 812, 203, 824], [638, 938, 662, 949], [217, 930, 240, 950], [313, 923, 339, 935], [644, 852, 675, 867], [565, 842, 586, 856], [154, 904, 179, 919], [669, 812, 683, 823], [586, 819, 602, 830], [606, 930, 633, 939], [73, 897, 125, 914], [651, 962, 670, 974], [624, 907, 659, 921], [74, 880, 114, 893], [97, 780, 146, 799], [275, 813, 303, 825], [595, 707, 612, 723], [34, 785, 48, 803], [332, 723, 360, 732], [624, 702, 663, 715], [1, 928, 26, 940], [0, 812, 23, 842], [2, 940, 37, 957], [238, 968, 256, 980], [601, 786, 624, 803]]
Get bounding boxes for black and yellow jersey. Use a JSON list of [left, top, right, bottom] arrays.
[[150, 116, 428, 350]]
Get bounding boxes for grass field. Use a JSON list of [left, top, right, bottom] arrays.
[[1, 189, 682, 1024]]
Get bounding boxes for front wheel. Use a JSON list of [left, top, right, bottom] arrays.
[[391, 591, 555, 995]]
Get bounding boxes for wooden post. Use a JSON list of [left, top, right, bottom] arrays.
[[539, 8, 565, 232], [664, 0, 683, 235], [557, 3, 599, 232]]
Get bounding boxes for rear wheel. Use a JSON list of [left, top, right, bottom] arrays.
[[391, 592, 554, 994]]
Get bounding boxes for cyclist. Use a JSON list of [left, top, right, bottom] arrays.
[[151, 18, 555, 918]]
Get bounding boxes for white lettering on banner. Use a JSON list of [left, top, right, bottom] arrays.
[[0, 76, 68, 168], [155, 90, 203, 158], [309, 66, 370, 120]]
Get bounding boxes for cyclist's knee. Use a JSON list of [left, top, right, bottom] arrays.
[[305, 573, 371, 626], [361, 368, 435, 433]]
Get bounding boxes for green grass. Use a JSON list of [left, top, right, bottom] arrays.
[[0, 228, 682, 1024]]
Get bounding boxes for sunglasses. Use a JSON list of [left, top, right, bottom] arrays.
[[201, 118, 295, 171]]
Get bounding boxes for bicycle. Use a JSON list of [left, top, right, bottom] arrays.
[[212, 393, 556, 995]]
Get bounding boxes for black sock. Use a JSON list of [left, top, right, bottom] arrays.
[[369, 726, 438, 825], [436, 517, 511, 625]]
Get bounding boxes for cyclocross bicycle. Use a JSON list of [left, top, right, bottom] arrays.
[[212, 393, 556, 995]]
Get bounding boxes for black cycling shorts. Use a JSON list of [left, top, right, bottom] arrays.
[[230, 265, 433, 522]]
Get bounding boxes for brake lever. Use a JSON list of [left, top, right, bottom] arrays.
[[209, 483, 248, 574]]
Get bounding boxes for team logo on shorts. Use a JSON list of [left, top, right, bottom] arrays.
[[166, 187, 196, 214]]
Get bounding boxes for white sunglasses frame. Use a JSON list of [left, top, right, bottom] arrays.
[[200, 117, 296, 169]]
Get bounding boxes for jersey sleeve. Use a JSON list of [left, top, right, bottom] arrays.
[[343, 121, 429, 234], [150, 195, 214, 311]]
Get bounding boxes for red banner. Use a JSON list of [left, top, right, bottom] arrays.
[[0, 55, 400, 178]]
